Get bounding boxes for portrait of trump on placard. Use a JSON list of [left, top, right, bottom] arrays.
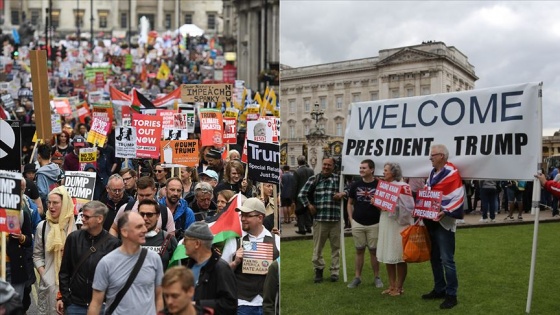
[[247, 120, 273, 143]]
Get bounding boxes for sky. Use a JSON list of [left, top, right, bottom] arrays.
[[280, 1, 560, 136]]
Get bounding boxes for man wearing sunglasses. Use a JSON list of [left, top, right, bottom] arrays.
[[140, 199, 177, 270], [57, 201, 120, 315]]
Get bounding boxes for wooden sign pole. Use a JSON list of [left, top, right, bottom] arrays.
[[29, 50, 52, 141]]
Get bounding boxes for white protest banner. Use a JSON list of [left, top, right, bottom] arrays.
[[177, 106, 196, 134], [115, 126, 137, 158], [64, 171, 96, 204], [163, 128, 188, 140], [51, 114, 62, 134], [0, 170, 22, 233], [341, 83, 541, 179], [247, 120, 273, 143], [1, 94, 14, 110]]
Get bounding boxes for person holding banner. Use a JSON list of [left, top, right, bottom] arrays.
[[33, 186, 77, 315], [420, 144, 464, 310], [376, 162, 415, 296]]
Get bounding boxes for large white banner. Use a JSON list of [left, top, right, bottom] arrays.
[[341, 82, 541, 180]]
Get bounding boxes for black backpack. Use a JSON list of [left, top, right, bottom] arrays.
[[124, 199, 169, 231]]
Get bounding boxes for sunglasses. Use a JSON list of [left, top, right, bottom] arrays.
[[155, 170, 164, 173], [139, 212, 157, 218]]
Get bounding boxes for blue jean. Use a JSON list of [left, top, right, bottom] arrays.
[[480, 188, 498, 219], [425, 220, 458, 296], [66, 304, 88, 315], [238, 305, 263, 315]]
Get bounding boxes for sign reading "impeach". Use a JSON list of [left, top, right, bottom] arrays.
[[181, 84, 232, 103]]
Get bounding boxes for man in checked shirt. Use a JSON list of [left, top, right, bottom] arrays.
[[298, 157, 346, 283]]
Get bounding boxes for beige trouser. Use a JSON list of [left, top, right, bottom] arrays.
[[312, 220, 341, 275]]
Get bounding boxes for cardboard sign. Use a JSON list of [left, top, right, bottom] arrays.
[[132, 112, 163, 158], [372, 180, 401, 213], [51, 114, 62, 134], [115, 126, 137, 158], [78, 147, 97, 171], [64, 171, 96, 203], [1, 94, 15, 110], [242, 241, 273, 275], [223, 117, 237, 144], [177, 106, 196, 134], [199, 109, 223, 147], [51, 98, 72, 115], [246, 140, 280, 185], [160, 140, 199, 167], [246, 105, 260, 121], [181, 84, 232, 103], [413, 189, 443, 219], [88, 91, 103, 104], [0, 170, 22, 233]]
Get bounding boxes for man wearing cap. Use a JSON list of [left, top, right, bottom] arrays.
[[181, 222, 237, 315], [23, 164, 37, 181], [222, 198, 280, 314], [64, 135, 87, 172], [205, 148, 225, 182], [199, 170, 219, 189]]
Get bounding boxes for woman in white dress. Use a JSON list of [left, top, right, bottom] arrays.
[[376, 162, 415, 296], [33, 186, 76, 314]]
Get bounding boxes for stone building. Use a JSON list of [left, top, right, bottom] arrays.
[[280, 41, 478, 171], [3, 0, 223, 39]]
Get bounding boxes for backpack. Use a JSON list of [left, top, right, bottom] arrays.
[[124, 199, 169, 231]]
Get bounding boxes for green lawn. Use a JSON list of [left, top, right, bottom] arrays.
[[280, 222, 560, 315]]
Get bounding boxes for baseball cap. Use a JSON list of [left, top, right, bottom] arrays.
[[199, 169, 219, 181], [236, 197, 266, 215], [23, 163, 37, 174], [73, 135, 86, 147]]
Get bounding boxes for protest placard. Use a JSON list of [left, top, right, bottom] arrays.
[[78, 147, 97, 171], [163, 128, 188, 140], [223, 117, 237, 144], [161, 140, 199, 167], [0, 170, 22, 233], [115, 126, 137, 158], [372, 180, 401, 213], [87, 116, 111, 147], [177, 107, 196, 134], [247, 120, 272, 144], [199, 109, 223, 147], [64, 171, 96, 205], [246, 140, 280, 185], [132, 112, 163, 158], [242, 241, 273, 275], [181, 84, 232, 103], [413, 189, 443, 219]]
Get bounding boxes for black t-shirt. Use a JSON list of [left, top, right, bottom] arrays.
[[143, 230, 177, 270], [348, 178, 381, 225], [25, 178, 40, 200]]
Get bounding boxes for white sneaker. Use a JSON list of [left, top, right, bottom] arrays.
[[479, 218, 489, 223], [456, 219, 466, 224], [490, 219, 496, 223], [374, 276, 383, 288]]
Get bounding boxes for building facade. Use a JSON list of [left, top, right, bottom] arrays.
[[223, 0, 279, 91], [280, 41, 478, 169], [3, 0, 223, 39]]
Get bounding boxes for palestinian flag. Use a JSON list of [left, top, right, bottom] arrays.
[[131, 89, 157, 112], [168, 194, 242, 266]]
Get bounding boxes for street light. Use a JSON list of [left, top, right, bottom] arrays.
[[310, 101, 325, 135]]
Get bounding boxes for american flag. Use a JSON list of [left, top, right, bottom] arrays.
[[244, 242, 273, 260]]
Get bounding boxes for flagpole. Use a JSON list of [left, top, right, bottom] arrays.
[[526, 82, 543, 314], [339, 173, 347, 283], [1, 232, 6, 280], [273, 184, 278, 231]]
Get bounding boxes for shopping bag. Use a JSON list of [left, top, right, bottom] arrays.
[[401, 220, 431, 263]]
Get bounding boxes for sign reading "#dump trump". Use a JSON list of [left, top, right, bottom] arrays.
[[181, 84, 232, 103], [341, 82, 541, 180]]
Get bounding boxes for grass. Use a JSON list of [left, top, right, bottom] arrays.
[[280, 222, 560, 315]]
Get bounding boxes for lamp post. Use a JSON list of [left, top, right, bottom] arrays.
[[306, 101, 329, 173], [90, 0, 93, 48], [76, 0, 80, 45]]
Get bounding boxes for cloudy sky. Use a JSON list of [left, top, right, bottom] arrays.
[[280, 1, 560, 135]]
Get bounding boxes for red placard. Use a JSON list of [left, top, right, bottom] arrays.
[[132, 112, 163, 158], [199, 109, 223, 147], [223, 117, 237, 144], [413, 189, 443, 219], [372, 180, 400, 213]]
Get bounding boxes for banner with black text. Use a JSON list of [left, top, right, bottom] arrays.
[[246, 140, 280, 185]]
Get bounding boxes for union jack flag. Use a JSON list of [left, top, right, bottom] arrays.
[[356, 187, 376, 202]]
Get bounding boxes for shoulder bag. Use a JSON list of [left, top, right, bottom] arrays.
[[106, 248, 148, 315]]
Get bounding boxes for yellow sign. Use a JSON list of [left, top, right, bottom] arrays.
[[79, 148, 97, 163]]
